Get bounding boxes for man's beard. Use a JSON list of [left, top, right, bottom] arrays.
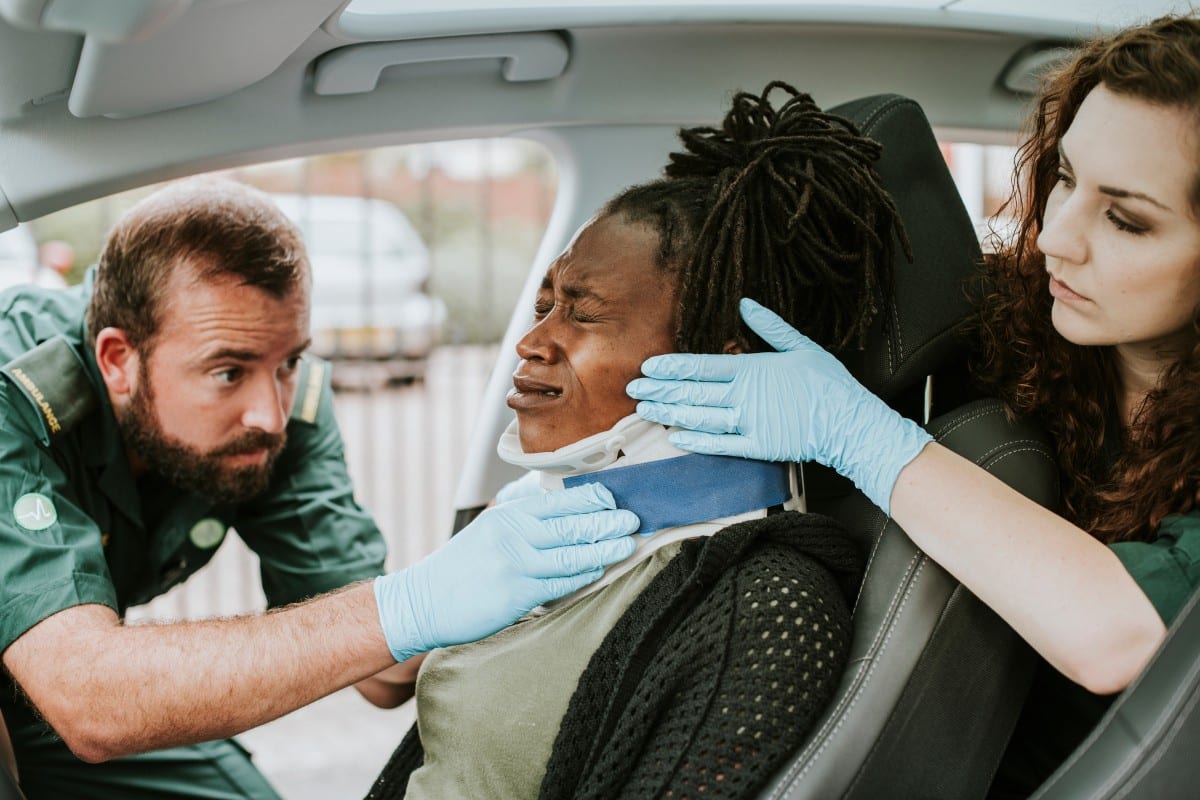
[[118, 365, 287, 506]]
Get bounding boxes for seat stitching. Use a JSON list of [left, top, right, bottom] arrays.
[[776, 550, 923, 777], [857, 96, 910, 135], [851, 516, 892, 616], [771, 444, 1052, 796], [852, 94, 910, 377], [975, 439, 1050, 464], [933, 406, 1000, 438], [986, 447, 1058, 471], [769, 555, 929, 796], [780, 558, 928, 791], [889, 294, 902, 374], [932, 404, 1002, 438]]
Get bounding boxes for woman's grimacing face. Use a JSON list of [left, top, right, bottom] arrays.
[[507, 214, 679, 453], [1038, 84, 1200, 359]]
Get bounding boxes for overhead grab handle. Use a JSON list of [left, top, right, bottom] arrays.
[[997, 41, 1073, 95], [313, 32, 570, 96]]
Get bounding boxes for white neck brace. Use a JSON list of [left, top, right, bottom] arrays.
[[496, 413, 675, 476], [496, 413, 801, 611]]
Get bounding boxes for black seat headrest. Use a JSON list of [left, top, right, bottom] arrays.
[[825, 94, 982, 407]]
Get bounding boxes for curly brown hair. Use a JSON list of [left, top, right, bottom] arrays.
[[973, 14, 1200, 543]]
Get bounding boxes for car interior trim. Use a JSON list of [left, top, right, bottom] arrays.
[[313, 32, 570, 96]]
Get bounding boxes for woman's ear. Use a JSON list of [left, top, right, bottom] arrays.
[[94, 327, 141, 402], [722, 336, 749, 355]]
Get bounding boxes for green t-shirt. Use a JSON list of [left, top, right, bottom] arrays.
[[1110, 511, 1200, 626], [0, 277, 386, 722], [990, 509, 1200, 798]]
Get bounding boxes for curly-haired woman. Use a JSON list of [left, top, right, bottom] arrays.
[[630, 14, 1200, 796]]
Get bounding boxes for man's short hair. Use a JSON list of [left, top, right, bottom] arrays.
[[86, 177, 309, 350]]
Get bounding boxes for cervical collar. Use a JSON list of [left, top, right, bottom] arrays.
[[496, 413, 664, 475], [498, 413, 800, 608]]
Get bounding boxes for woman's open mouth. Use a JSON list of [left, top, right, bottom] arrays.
[[507, 375, 564, 409]]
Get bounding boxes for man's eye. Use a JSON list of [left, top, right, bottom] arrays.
[[533, 302, 553, 320], [215, 367, 242, 384], [281, 357, 302, 374]]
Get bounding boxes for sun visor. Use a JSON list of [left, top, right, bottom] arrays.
[[55, 0, 341, 118], [0, 0, 189, 41]]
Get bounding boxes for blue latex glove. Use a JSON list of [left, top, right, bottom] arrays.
[[374, 483, 639, 661], [494, 470, 543, 505], [627, 298, 933, 515]]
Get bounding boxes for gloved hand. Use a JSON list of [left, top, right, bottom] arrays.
[[627, 298, 933, 515], [374, 483, 639, 661], [494, 470, 543, 505]]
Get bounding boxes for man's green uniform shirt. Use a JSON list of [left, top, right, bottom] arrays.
[[0, 275, 386, 798]]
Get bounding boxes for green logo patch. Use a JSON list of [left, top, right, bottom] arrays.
[[189, 518, 227, 549], [14, 493, 57, 531]]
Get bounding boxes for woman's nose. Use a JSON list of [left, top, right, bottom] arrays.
[[1037, 192, 1088, 265], [515, 317, 559, 363]]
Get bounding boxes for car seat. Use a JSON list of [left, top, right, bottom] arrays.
[[1029, 584, 1200, 799], [756, 94, 1061, 799]]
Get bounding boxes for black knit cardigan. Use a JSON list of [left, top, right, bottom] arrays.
[[367, 511, 863, 800]]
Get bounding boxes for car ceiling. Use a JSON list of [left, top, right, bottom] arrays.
[[0, 0, 1191, 228]]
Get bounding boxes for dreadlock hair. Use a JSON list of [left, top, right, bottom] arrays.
[[601, 81, 910, 355]]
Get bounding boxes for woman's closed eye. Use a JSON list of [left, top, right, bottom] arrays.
[[532, 298, 603, 324], [1105, 208, 1149, 235], [566, 305, 601, 323]]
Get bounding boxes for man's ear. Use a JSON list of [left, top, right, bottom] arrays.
[[94, 328, 141, 402], [722, 336, 749, 355]]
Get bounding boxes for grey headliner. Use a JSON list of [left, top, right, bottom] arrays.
[[3, 0, 1188, 225]]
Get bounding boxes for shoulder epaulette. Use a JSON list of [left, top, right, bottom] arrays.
[[1, 335, 97, 444], [289, 356, 329, 426]]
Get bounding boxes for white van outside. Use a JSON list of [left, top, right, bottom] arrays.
[[270, 193, 446, 380]]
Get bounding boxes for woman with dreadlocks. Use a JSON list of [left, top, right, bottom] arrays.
[[366, 82, 902, 800], [631, 14, 1200, 796]]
